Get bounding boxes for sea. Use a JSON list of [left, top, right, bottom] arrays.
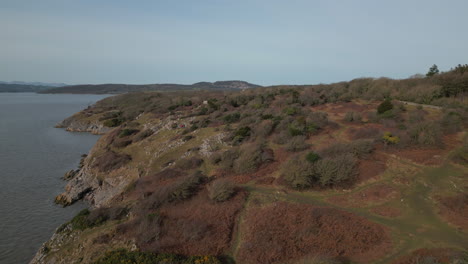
[[0, 93, 109, 264]]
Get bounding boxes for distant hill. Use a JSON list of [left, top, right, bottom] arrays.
[[0, 81, 69, 93], [40, 80, 261, 94], [0, 81, 67, 87], [0, 83, 54, 93]]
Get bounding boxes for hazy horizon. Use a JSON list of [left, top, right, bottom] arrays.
[[2, 0, 468, 86]]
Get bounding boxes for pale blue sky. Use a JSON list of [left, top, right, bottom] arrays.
[[1, 0, 467, 85]]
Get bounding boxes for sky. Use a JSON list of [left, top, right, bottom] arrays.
[[1, 0, 468, 86]]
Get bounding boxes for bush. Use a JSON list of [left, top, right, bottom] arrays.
[[343, 111, 362, 122], [93, 151, 132, 172], [69, 207, 127, 231], [315, 154, 357, 186], [133, 129, 153, 142], [233, 144, 264, 174], [118, 128, 139, 138], [451, 135, 468, 165], [254, 120, 274, 138], [408, 121, 442, 146], [281, 156, 315, 189], [319, 140, 373, 158], [377, 99, 393, 114], [103, 118, 123, 127], [232, 126, 251, 144], [112, 139, 132, 148], [306, 151, 321, 163], [223, 112, 241, 123], [440, 111, 463, 133], [285, 136, 310, 152], [169, 172, 205, 202], [175, 157, 204, 170], [408, 110, 426, 123], [382, 132, 400, 144], [208, 179, 236, 202]]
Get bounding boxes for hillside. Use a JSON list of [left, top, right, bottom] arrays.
[[31, 68, 468, 264], [39, 81, 262, 94]]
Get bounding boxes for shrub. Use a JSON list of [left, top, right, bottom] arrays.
[[69, 207, 127, 231], [232, 126, 251, 144], [377, 99, 393, 114], [315, 154, 357, 186], [382, 132, 400, 144], [175, 157, 204, 170], [283, 107, 299, 115], [118, 128, 139, 138], [440, 111, 463, 133], [133, 129, 153, 142], [254, 120, 274, 138], [183, 135, 194, 141], [319, 140, 373, 158], [281, 156, 315, 189], [223, 112, 241, 123], [343, 111, 362, 122], [112, 139, 132, 148], [272, 130, 290, 145], [408, 121, 442, 146], [285, 136, 310, 152], [233, 144, 263, 174], [306, 151, 321, 163], [217, 149, 239, 169], [451, 135, 468, 165], [103, 118, 123, 127], [169, 172, 205, 202], [408, 110, 426, 123], [208, 179, 236, 202], [92, 151, 132, 172]]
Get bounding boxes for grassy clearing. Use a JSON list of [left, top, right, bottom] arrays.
[[233, 153, 467, 264]]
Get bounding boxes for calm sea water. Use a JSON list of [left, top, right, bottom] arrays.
[[0, 93, 109, 264]]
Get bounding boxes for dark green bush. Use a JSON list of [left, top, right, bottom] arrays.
[[103, 118, 123, 127], [377, 99, 393, 114], [232, 126, 251, 143], [69, 207, 127, 231], [223, 112, 241, 123], [118, 129, 139, 138], [306, 151, 321, 163]]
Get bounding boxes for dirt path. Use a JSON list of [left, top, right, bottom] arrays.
[[396, 100, 442, 110]]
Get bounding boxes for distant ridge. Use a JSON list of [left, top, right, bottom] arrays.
[[0, 81, 69, 93], [0, 81, 67, 87], [40, 80, 261, 94]]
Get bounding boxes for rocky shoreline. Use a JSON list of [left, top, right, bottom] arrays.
[[55, 115, 111, 135]]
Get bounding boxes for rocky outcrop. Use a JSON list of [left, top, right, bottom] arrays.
[[55, 115, 111, 134]]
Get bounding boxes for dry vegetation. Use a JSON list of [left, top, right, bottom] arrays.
[[47, 66, 468, 264]]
